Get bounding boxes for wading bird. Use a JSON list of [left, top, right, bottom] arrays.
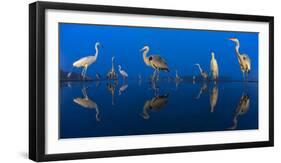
[[107, 56, 118, 80], [118, 65, 128, 80], [229, 38, 251, 81], [73, 87, 100, 121], [194, 63, 208, 79], [229, 92, 250, 129], [140, 45, 169, 81], [141, 94, 169, 119], [175, 70, 183, 81], [210, 52, 219, 81], [68, 42, 101, 79], [210, 85, 218, 112]]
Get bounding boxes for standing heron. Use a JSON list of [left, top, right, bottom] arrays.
[[68, 42, 101, 79], [73, 87, 100, 121], [194, 63, 208, 79], [229, 38, 251, 81], [140, 45, 169, 81], [118, 65, 128, 80], [107, 56, 118, 80], [210, 52, 219, 81]]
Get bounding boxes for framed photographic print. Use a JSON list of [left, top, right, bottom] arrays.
[[29, 1, 274, 162]]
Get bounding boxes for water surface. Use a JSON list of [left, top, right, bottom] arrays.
[[60, 80, 258, 139]]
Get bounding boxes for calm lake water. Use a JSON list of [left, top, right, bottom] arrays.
[[59, 80, 258, 139]]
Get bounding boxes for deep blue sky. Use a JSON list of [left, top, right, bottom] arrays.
[[59, 23, 258, 80]]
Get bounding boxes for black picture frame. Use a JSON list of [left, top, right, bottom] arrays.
[[29, 1, 274, 162]]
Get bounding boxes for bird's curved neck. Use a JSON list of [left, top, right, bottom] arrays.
[[94, 44, 99, 57], [118, 66, 121, 71], [197, 64, 203, 73], [142, 48, 150, 66], [235, 41, 241, 56]]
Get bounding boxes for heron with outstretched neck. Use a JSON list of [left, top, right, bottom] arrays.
[[68, 42, 101, 79], [229, 38, 251, 81], [118, 65, 128, 80], [194, 63, 208, 80], [140, 45, 169, 81]]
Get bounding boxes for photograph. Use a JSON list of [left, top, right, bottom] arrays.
[[59, 23, 258, 139]]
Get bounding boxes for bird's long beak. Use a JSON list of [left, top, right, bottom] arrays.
[[140, 48, 144, 52], [229, 38, 236, 41]]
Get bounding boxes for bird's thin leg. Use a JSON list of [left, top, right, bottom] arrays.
[[152, 70, 157, 81], [242, 72, 245, 81], [82, 87, 88, 99], [95, 107, 100, 122], [81, 67, 85, 79], [157, 70, 160, 81], [83, 66, 88, 79]]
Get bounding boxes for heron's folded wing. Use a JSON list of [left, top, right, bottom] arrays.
[[150, 55, 169, 70]]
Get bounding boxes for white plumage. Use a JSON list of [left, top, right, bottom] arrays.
[[210, 52, 219, 80], [67, 42, 100, 79], [118, 65, 128, 79]]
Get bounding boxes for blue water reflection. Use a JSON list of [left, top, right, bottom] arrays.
[[60, 80, 258, 139]]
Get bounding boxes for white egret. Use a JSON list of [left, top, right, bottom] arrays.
[[229, 38, 251, 81], [140, 45, 169, 81], [68, 42, 100, 79], [194, 63, 208, 79], [210, 52, 219, 81], [118, 65, 128, 80]]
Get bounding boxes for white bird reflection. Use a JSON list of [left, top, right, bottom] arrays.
[[229, 92, 250, 130], [141, 94, 169, 120], [119, 84, 128, 96], [210, 84, 218, 112], [195, 82, 208, 99], [73, 87, 100, 121]]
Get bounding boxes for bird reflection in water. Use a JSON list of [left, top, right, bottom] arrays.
[[174, 70, 183, 91], [107, 82, 117, 105], [73, 87, 100, 122], [119, 83, 128, 96], [210, 84, 218, 112], [150, 80, 159, 96], [195, 82, 208, 99], [229, 92, 250, 130], [141, 94, 169, 119]]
